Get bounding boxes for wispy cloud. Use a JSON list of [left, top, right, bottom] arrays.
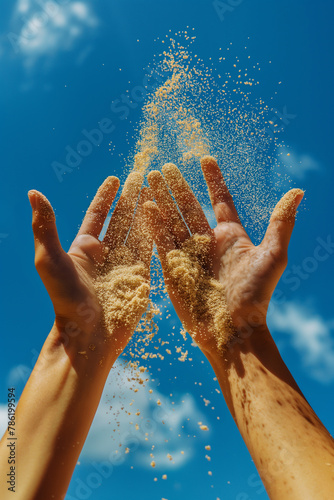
[[268, 302, 334, 383], [0, 361, 208, 469], [81, 361, 207, 468], [276, 146, 321, 181], [6, 0, 99, 69]]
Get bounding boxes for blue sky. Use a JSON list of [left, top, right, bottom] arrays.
[[1, 1, 334, 499]]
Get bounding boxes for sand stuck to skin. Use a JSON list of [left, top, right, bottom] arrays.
[[93, 247, 150, 335], [166, 234, 235, 351]]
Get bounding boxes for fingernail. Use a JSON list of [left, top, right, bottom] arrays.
[[295, 191, 305, 210], [28, 190, 38, 210]]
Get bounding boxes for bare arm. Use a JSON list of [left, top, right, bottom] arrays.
[[0, 174, 152, 500], [144, 156, 334, 499]]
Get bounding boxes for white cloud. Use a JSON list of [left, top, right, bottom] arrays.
[[7, 0, 99, 69], [276, 146, 321, 181], [268, 302, 334, 383], [0, 361, 208, 470], [81, 361, 207, 469]]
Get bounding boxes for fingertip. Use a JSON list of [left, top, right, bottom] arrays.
[[97, 176, 120, 201], [147, 170, 164, 186], [128, 171, 144, 184], [106, 175, 120, 189], [142, 201, 157, 234], [143, 200, 158, 214], [162, 163, 179, 177], [200, 156, 219, 169], [294, 189, 305, 210], [271, 188, 304, 223], [28, 190, 38, 210]]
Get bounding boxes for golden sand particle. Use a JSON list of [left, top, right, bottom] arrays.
[[178, 350, 188, 362], [205, 445, 211, 451], [88, 344, 96, 351], [181, 451, 184, 455], [157, 399, 162, 406], [125, 448, 130, 454], [78, 351, 88, 359], [167, 453, 173, 461], [151, 461, 156, 468], [205, 455, 211, 461], [162, 474, 167, 480], [208, 471, 212, 476], [199, 424, 209, 431], [149, 389, 153, 394]]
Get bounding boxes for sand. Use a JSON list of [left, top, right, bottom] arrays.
[[166, 234, 235, 351], [270, 188, 304, 222], [93, 246, 150, 335], [90, 32, 304, 476]]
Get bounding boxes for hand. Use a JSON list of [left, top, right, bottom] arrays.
[[144, 156, 303, 354], [28, 173, 152, 364]]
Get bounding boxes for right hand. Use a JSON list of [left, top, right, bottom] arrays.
[[144, 156, 303, 354]]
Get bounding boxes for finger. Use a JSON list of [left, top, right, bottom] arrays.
[[143, 201, 176, 262], [200, 156, 240, 224], [104, 172, 144, 248], [28, 190, 64, 263], [147, 170, 189, 244], [162, 163, 211, 236], [262, 189, 304, 255], [77, 176, 120, 238], [126, 187, 153, 267]]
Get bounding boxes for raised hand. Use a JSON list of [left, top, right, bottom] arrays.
[[144, 156, 303, 354], [28, 172, 152, 365]]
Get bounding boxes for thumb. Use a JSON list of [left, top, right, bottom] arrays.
[[28, 190, 63, 266], [262, 188, 304, 257]]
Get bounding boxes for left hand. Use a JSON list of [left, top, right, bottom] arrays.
[[28, 173, 152, 364]]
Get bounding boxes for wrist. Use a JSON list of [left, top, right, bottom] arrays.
[[41, 323, 116, 381], [204, 323, 274, 366]]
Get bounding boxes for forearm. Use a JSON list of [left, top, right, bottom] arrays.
[[0, 324, 113, 500], [206, 326, 334, 500]]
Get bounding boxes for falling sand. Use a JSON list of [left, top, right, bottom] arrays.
[[87, 31, 304, 480]]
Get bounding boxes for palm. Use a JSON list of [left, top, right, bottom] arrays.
[[146, 157, 303, 352], [213, 222, 280, 327], [29, 174, 152, 349], [46, 235, 105, 326]]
